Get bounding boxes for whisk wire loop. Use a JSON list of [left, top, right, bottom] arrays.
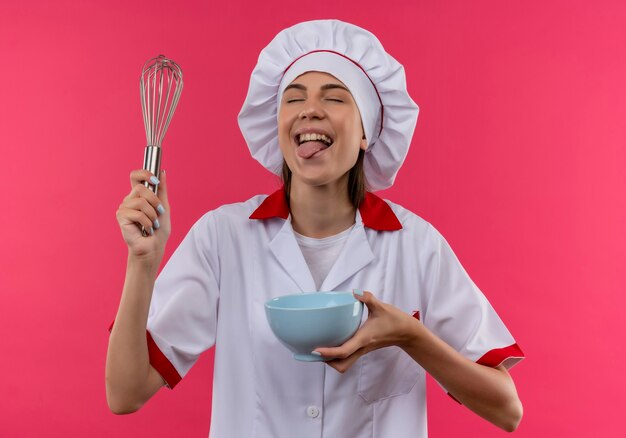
[[140, 55, 184, 148]]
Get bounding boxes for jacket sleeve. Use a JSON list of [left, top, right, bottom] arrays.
[[421, 223, 524, 379], [144, 211, 221, 389]]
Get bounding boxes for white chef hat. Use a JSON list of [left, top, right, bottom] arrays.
[[238, 19, 419, 191]]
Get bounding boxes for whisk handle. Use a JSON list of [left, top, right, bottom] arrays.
[[141, 145, 162, 237]]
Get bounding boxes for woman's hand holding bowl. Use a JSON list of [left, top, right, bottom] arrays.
[[313, 290, 421, 373]]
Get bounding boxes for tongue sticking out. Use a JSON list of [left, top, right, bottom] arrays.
[[297, 141, 329, 159]]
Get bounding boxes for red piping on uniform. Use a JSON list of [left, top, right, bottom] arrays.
[[249, 187, 402, 231], [248, 189, 290, 221], [477, 343, 525, 368], [108, 320, 182, 389]]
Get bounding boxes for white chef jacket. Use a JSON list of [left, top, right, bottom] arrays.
[[116, 189, 524, 438]]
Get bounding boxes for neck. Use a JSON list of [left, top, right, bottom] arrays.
[[289, 177, 356, 238]]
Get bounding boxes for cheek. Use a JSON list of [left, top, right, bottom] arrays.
[[277, 117, 291, 151], [277, 109, 296, 138], [338, 116, 364, 152]]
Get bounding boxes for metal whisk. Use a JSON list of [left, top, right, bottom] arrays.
[[140, 54, 183, 235]]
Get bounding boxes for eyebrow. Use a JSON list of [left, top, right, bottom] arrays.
[[283, 83, 351, 94]]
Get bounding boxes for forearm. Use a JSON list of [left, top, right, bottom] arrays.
[[401, 318, 522, 432], [105, 254, 161, 411]]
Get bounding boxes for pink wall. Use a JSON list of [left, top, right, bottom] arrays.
[[1, 0, 624, 436]]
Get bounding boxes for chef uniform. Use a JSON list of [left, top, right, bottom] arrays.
[[113, 20, 525, 438]]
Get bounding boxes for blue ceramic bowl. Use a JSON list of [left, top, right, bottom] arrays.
[[265, 292, 364, 362]]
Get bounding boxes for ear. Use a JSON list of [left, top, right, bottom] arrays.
[[360, 135, 368, 151]]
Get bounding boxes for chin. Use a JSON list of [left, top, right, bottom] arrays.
[[295, 175, 334, 187], [291, 169, 349, 189]]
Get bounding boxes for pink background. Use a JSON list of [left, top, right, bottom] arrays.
[[1, 0, 624, 436]]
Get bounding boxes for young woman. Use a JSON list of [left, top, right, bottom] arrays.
[[106, 19, 524, 438]]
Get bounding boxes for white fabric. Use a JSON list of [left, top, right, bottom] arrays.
[[294, 225, 354, 291], [277, 52, 381, 147], [146, 194, 522, 438], [238, 19, 419, 190]]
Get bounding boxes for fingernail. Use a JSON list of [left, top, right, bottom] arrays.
[[149, 176, 160, 185], [157, 204, 165, 215], [153, 219, 160, 229], [353, 289, 364, 296], [149, 227, 154, 236], [311, 351, 322, 356]]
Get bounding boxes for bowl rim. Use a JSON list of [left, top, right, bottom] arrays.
[[265, 291, 361, 311]]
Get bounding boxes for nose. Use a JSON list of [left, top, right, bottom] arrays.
[[299, 99, 324, 120]]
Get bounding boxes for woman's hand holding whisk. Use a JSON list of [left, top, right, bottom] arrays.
[[116, 169, 171, 262]]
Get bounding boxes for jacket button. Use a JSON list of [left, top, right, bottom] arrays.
[[306, 406, 320, 418]]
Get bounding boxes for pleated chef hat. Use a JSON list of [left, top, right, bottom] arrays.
[[238, 19, 419, 191]]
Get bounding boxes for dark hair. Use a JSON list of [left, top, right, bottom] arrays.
[[281, 149, 368, 208]]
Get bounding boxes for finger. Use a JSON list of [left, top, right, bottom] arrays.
[[126, 183, 164, 215], [156, 169, 169, 210], [325, 349, 365, 374], [353, 290, 379, 313], [130, 169, 160, 188], [117, 207, 155, 235], [314, 330, 368, 359], [124, 197, 159, 226]]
